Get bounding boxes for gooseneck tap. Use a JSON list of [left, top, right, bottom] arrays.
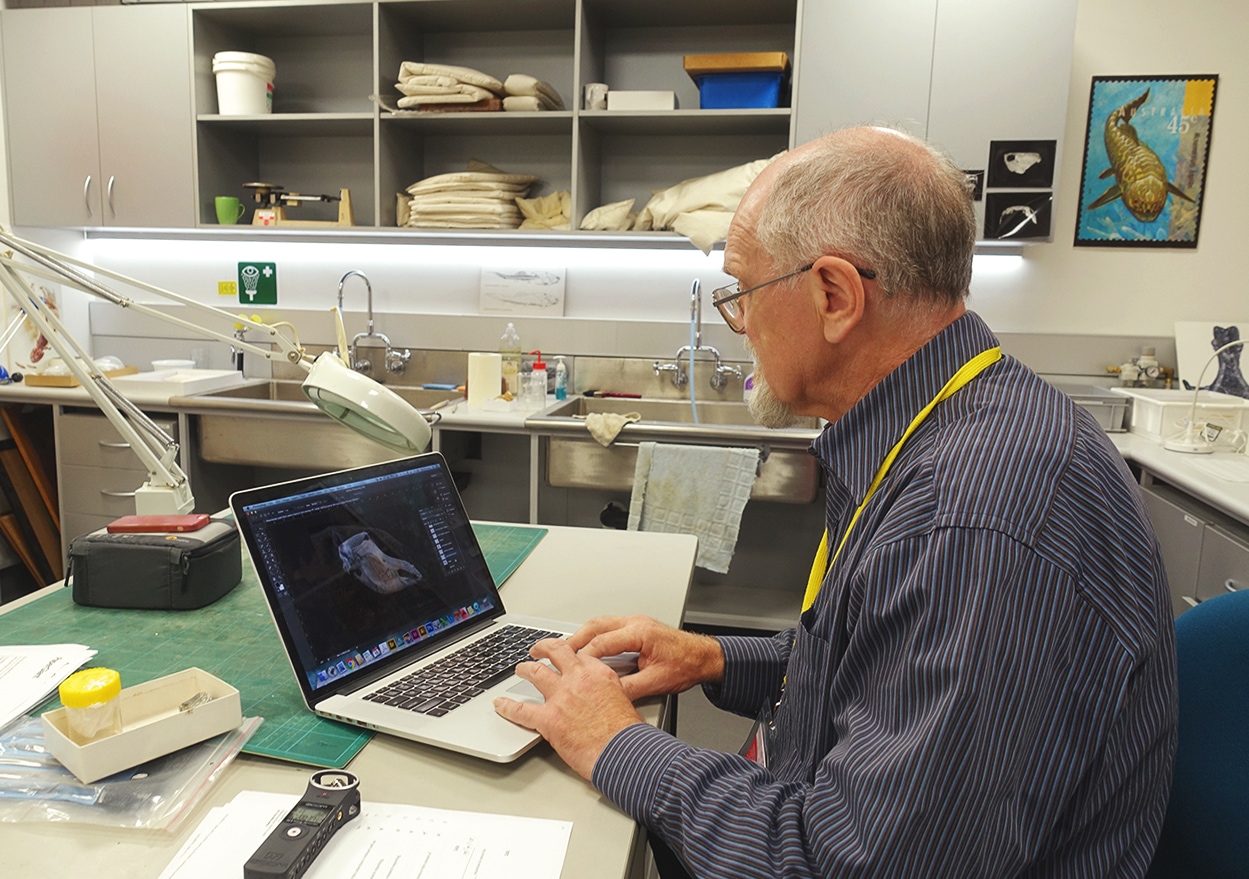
[[653, 279, 742, 390], [337, 270, 410, 375]]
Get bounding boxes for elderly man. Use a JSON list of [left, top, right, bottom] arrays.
[[495, 127, 1177, 878]]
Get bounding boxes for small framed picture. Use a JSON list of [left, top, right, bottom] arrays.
[[1075, 75, 1218, 248]]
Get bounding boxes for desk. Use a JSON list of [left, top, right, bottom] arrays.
[[0, 524, 698, 879]]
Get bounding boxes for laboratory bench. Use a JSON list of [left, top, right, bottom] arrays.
[[0, 523, 698, 879]]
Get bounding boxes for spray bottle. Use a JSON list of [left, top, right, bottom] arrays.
[[554, 356, 568, 400]]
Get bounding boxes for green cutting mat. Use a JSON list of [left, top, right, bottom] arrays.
[[0, 523, 547, 768]]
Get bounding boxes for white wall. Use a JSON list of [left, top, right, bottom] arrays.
[[968, 0, 1248, 335]]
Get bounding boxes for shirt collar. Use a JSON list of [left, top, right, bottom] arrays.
[[812, 310, 1001, 503]]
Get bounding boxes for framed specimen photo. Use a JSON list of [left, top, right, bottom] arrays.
[[1075, 75, 1218, 248]]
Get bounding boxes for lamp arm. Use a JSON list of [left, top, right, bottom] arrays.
[[0, 262, 192, 513], [0, 231, 309, 369], [1165, 338, 1246, 454]]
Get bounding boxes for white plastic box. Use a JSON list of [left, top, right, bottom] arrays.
[[42, 668, 242, 783], [606, 90, 676, 111], [1111, 387, 1249, 442]]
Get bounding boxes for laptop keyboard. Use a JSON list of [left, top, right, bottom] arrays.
[[363, 625, 562, 717]]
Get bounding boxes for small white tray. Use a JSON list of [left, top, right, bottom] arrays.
[[41, 667, 242, 783], [111, 368, 247, 396]]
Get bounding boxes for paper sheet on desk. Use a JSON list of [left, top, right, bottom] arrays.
[[0, 643, 96, 727], [158, 790, 573, 879]]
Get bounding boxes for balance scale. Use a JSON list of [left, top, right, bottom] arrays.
[[245, 182, 354, 228]]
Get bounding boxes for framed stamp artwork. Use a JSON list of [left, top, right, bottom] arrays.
[[1075, 75, 1218, 248]]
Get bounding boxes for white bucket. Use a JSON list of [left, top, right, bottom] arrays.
[[212, 51, 275, 115]]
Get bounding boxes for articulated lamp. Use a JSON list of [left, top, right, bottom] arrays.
[[0, 229, 433, 514], [1163, 338, 1247, 454]]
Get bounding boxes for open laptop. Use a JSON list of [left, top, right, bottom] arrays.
[[230, 452, 577, 763]]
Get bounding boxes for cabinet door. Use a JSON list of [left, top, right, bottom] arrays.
[[1139, 484, 1205, 617], [792, 0, 935, 146], [1, 8, 102, 226], [93, 5, 195, 228], [1196, 524, 1249, 601]]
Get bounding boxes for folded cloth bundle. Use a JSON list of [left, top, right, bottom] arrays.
[[583, 412, 640, 446], [516, 191, 571, 230], [580, 197, 637, 232], [402, 161, 540, 230], [632, 154, 780, 252], [502, 74, 564, 111], [395, 62, 505, 108]]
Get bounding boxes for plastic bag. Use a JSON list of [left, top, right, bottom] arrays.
[[0, 714, 261, 832]]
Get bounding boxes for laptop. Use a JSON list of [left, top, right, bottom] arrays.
[[230, 452, 578, 763]]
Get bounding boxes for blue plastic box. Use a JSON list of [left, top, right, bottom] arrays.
[[695, 71, 787, 109]]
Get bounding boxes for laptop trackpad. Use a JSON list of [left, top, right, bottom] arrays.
[[506, 680, 545, 704]]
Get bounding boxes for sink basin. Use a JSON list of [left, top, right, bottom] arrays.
[[172, 379, 460, 471], [526, 396, 822, 503], [195, 380, 461, 410]]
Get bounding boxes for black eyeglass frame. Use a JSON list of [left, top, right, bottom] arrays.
[[711, 262, 877, 333]]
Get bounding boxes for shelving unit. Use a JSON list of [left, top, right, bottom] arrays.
[[190, 0, 799, 230]]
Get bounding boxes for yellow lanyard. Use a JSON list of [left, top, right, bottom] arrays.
[[801, 347, 1002, 613]]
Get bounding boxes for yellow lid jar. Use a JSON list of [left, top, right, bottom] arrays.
[[58, 667, 123, 744]]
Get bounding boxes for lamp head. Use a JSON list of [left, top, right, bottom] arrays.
[[301, 352, 433, 453]]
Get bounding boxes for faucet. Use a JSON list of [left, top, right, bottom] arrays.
[[337, 270, 410, 375], [653, 279, 743, 390]]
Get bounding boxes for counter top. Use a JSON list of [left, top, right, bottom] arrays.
[[1111, 432, 1249, 524]]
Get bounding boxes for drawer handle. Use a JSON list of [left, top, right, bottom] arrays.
[[1226, 579, 1241, 593], [98, 440, 132, 449], [100, 489, 137, 498]]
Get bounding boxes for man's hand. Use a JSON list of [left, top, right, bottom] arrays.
[[569, 615, 725, 701], [493, 638, 644, 780]]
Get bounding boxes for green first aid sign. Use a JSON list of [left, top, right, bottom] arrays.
[[238, 262, 277, 305]]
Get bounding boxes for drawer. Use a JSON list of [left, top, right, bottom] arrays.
[[58, 411, 177, 472], [1196, 524, 1249, 601], [60, 463, 149, 518]]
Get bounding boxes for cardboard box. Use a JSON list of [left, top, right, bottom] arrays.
[[605, 90, 675, 111], [24, 366, 138, 388], [683, 52, 790, 78], [42, 668, 242, 783]]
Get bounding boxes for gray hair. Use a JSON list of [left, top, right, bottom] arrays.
[[753, 129, 976, 309]]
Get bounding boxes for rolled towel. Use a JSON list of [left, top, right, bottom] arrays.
[[503, 95, 547, 112], [503, 74, 564, 110]]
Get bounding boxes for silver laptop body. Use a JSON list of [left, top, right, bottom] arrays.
[[230, 453, 575, 763]]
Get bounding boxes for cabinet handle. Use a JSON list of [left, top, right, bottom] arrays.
[[1226, 579, 1241, 593], [83, 175, 93, 217], [100, 489, 137, 498], [107, 176, 116, 217], [98, 440, 131, 449]]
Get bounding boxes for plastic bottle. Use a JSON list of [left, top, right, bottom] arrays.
[[59, 667, 123, 744], [554, 355, 568, 400], [499, 323, 522, 396]]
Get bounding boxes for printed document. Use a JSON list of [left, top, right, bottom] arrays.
[[0, 644, 96, 728]]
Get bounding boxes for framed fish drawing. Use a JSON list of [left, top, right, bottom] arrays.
[[1075, 75, 1218, 248]]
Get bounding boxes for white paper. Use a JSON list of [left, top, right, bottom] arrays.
[[479, 268, 566, 315], [159, 789, 573, 879], [0, 643, 97, 728]]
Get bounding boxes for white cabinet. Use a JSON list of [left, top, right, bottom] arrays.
[[1, 5, 195, 228], [793, 0, 1077, 241]]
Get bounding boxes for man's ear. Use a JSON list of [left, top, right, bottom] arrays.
[[811, 256, 866, 344]]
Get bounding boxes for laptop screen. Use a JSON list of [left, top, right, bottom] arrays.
[[233, 454, 504, 699]]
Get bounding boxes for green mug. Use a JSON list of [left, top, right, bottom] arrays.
[[215, 196, 245, 225]]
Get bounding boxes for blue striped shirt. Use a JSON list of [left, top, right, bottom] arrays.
[[593, 312, 1177, 877]]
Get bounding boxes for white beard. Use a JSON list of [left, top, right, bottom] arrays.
[[743, 340, 799, 429]]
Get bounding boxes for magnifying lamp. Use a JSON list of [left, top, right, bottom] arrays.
[[0, 229, 433, 515], [1163, 338, 1246, 454]]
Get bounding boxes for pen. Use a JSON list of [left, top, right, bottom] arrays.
[[583, 390, 642, 398]]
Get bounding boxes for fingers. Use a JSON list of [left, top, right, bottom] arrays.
[[565, 616, 630, 651], [493, 695, 539, 730]]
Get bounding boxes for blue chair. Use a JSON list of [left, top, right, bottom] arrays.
[[1147, 589, 1249, 877]]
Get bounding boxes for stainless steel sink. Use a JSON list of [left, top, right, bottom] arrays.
[[172, 379, 460, 471], [526, 396, 822, 503]]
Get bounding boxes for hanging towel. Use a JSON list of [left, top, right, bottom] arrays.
[[583, 411, 640, 446], [627, 442, 759, 573]]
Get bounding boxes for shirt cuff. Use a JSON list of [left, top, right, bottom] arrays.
[[592, 722, 691, 822]]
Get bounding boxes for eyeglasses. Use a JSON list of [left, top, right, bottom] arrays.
[[711, 263, 877, 334]]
